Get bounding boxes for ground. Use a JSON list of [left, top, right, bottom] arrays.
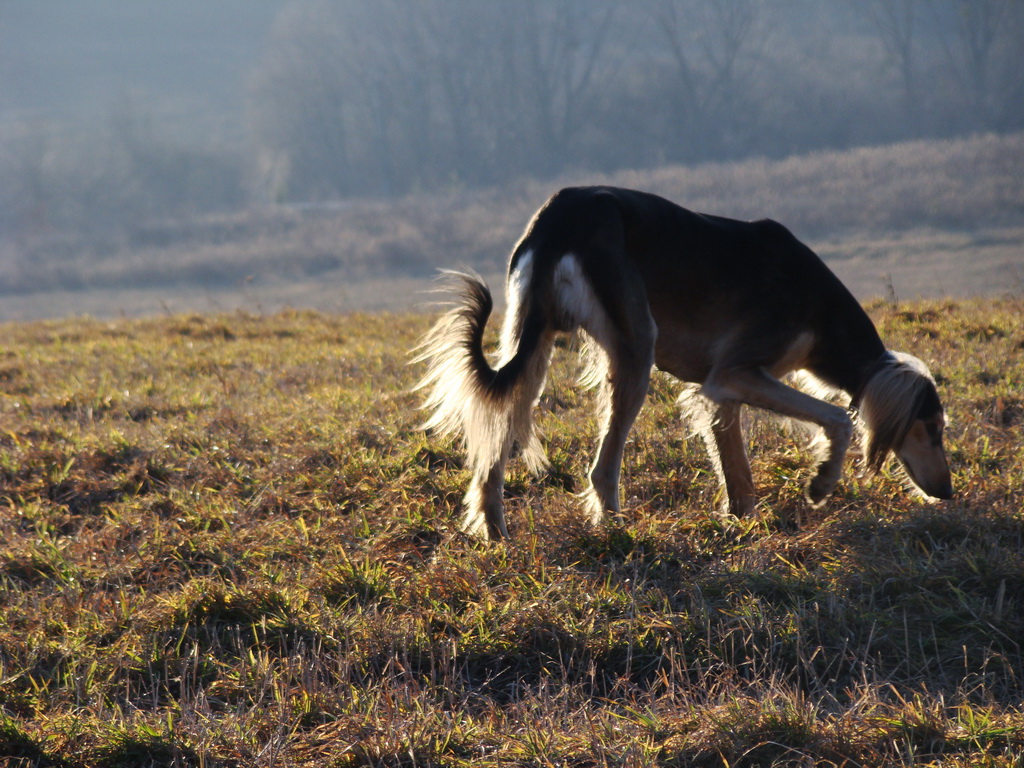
[[0, 298, 1022, 766]]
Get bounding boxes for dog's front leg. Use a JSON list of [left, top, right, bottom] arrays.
[[704, 367, 852, 507], [706, 401, 757, 517]]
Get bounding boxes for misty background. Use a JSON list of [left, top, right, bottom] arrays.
[[1, 0, 1022, 320]]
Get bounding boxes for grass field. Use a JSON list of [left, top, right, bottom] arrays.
[[0, 298, 1022, 766]]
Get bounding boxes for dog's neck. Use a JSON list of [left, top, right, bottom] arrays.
[[847, 351, 895, 413]]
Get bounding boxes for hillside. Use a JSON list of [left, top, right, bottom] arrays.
[[0, 299, 1021, 765], [1, 133, 1022, 321]]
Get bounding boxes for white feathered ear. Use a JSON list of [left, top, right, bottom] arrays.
[[858, 352, 938, 474]]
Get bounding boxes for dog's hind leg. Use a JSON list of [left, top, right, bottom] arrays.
[[550, 248, 656, 526], [462, 341, 555, 540], [463, 444, 513, 539], [583, 339, 654, 525], [580, 300, 657, 525]]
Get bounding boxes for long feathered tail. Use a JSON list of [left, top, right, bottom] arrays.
[[413, 267, 552, 513]]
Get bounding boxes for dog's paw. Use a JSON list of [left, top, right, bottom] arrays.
[[805, 475, 836, 507]]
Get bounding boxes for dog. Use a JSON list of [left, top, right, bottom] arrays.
[[415, 186, 953, 539]]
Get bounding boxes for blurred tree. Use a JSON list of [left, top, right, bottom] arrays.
[[248, 1, 355, 200], [862, 0, 922, 132], [241, 0, 1022, 203], [248, 0, 622, 200], [0, 98, 245, 252], [928, 0, 1023, 131], [655, 0, 765, 162]]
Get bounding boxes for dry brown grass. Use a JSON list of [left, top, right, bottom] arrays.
[[0, 297, 1022, 766]]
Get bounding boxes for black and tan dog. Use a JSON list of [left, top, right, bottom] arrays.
[[416, 187, 953, 539]]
